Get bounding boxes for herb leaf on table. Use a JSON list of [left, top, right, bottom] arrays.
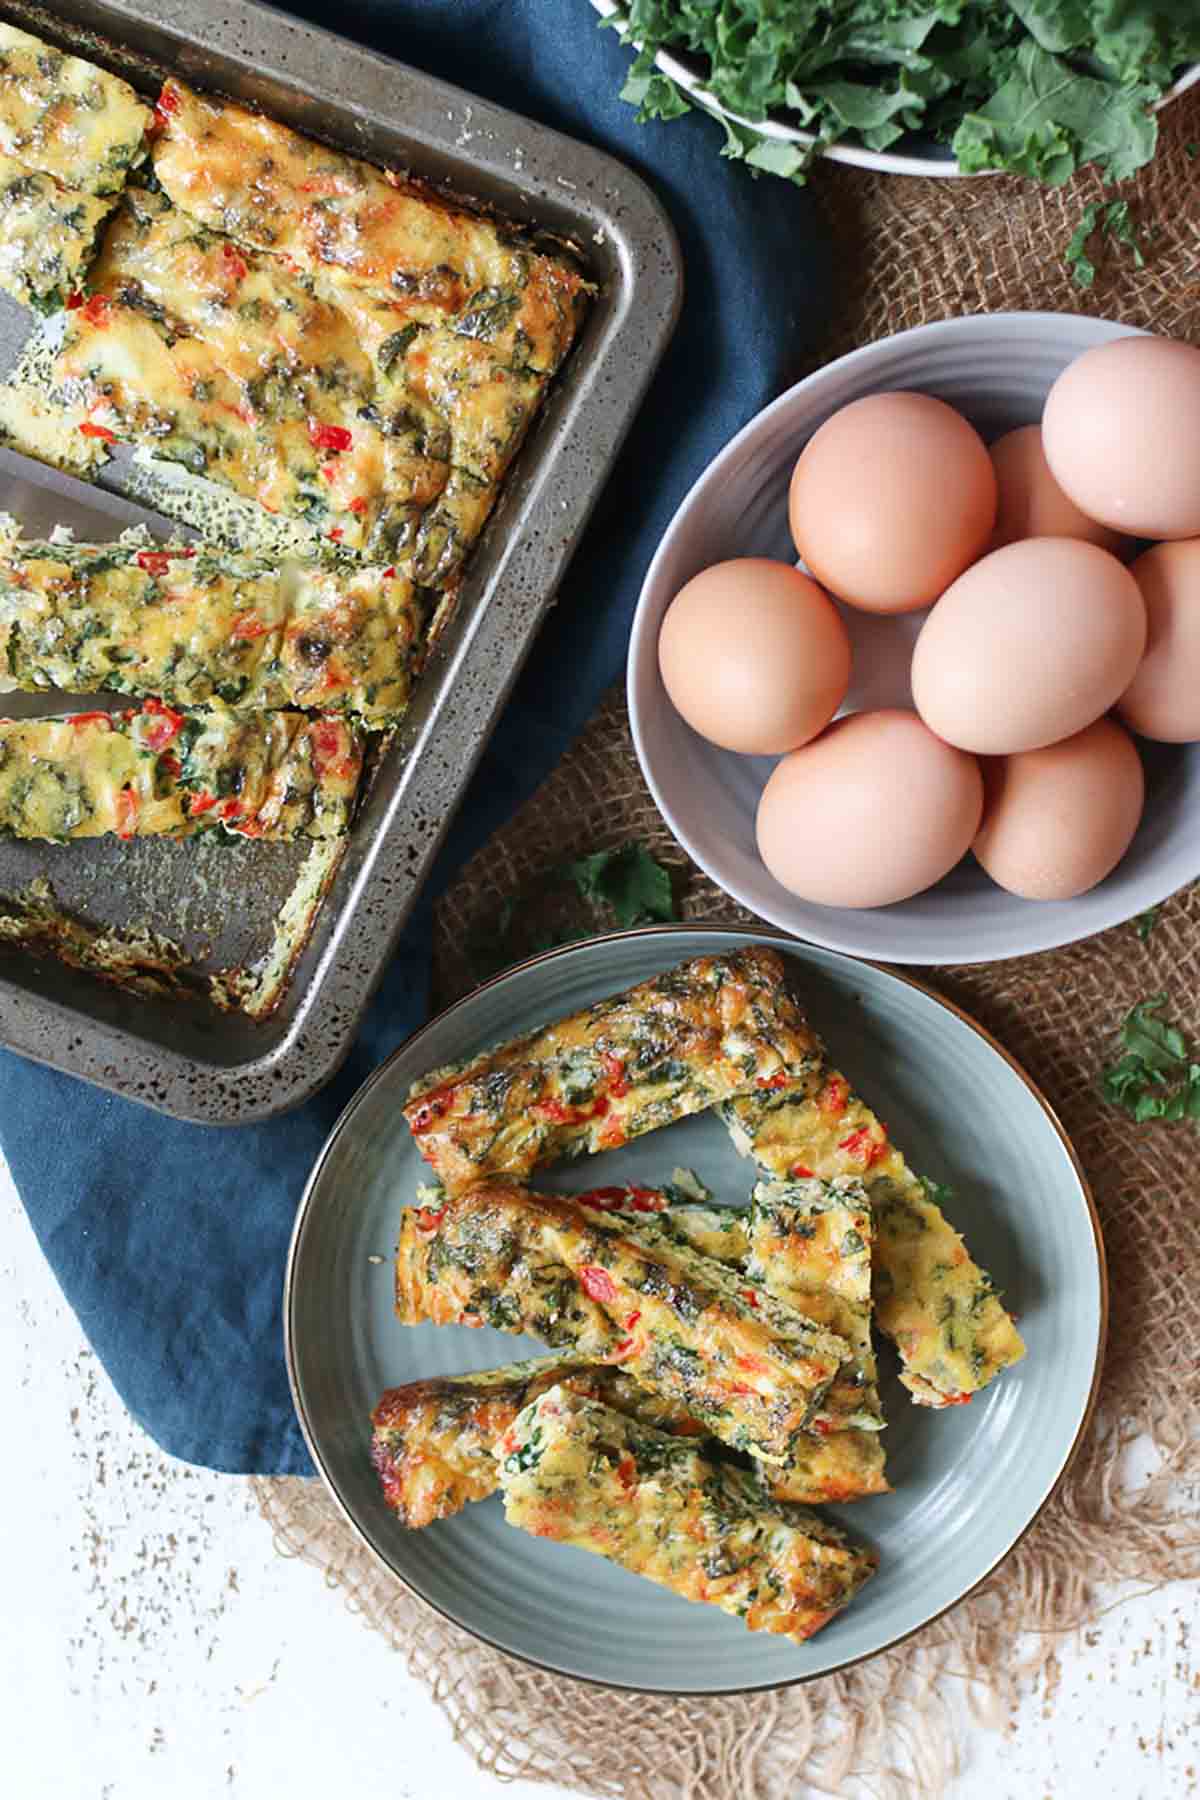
[[469, 841, 680, 980], [1133, 905, 1160, 944], [560, 842, 675, 930], [1100, 994, 1200, 1122]]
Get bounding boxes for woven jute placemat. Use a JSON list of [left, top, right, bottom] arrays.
[[252, 91, 1200, 1798]]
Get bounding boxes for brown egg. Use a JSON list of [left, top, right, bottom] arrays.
[[755, 709, 983, 908], [658, 558, 850, 755], [1042, 336, 1200, 540], [989, 424, 1125, 555], [973, 719, 1144, 901], [1118, 540, 1200, 742], [911, 538, 1146, 754], [788, 392, 996, 615]]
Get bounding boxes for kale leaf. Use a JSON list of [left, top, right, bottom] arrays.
[[1100, 994, 1200, 1123], [560, 842, 675, 930], [469, 841, 680, 979], [602, 0, 1198, 193]]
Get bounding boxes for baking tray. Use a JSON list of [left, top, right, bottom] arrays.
[[0, 0, 682, 1123]]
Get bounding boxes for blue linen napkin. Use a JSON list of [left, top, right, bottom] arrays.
[[0, 0, 832, 1473]]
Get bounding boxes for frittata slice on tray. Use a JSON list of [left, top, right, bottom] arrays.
[[0, 159, 114, 313], [402, 946, 823, 1193], [51, 171, 583, 580], [0, 530, 429, 725], [371, 1354, 707, 1530], [0, 23, 149, 196], [0, 703, 361, 841], [497, 1386, 877, 1644], [149, 80, 588, 372], [54, 187, 444, 559], [722, 1071, 1025, 1407], [747, 1178, 889, 1502], [394, 1179, 851, 1463], [582, 1196, 881, 1434]]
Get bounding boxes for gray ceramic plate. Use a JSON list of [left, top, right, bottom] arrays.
[[286, 927, 1105, 1693]]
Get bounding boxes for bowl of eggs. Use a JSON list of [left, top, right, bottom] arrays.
[[627, 315, 1200, 963]]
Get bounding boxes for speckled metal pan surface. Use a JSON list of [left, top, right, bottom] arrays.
[[0, 0, 682, 1123]]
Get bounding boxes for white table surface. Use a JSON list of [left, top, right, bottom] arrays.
[[1, 1152, 1194, 1800]]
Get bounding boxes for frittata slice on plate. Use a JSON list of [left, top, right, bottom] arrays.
[[394, 1179, 850, 1463], [371, 1354, 706, 1529], [496, 1386, 877, 1644], [584, 1196, 881, 1435], [0, 159, 114, 313], [722, 1071, 1025, 1407], [402, 945, 823, 1193], [748, 1178, 889, 1502], [0, 703, 360, 841], [0, 23, 149, 196], [0, 531, 429, 725]]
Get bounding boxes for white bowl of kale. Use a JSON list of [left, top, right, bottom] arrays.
[[593, 2, 1199, 184]]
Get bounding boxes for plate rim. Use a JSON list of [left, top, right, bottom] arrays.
[[284, 921, 1108, 1695]]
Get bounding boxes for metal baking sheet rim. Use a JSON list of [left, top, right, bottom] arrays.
[[0, 0, 684, 1124]]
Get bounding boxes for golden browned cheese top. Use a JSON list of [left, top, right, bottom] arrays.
[[370, 1353, 704, 1529], [150, 81, 587, 373], [0, 23, 149, 195], [497, 1386, 876, 1644], [404, 947, 822, 1192]]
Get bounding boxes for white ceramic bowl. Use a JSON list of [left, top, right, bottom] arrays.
[[592, 1, 1199, 178], [627, 312, 1200, 965]]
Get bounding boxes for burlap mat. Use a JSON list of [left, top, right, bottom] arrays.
[[251, 90, 1200, 1799]]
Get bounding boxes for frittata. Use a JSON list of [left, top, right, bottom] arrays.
[[149, 80, 588, 373], [54, 187, 442, 559], [0, 158, 113, 313], [497, 1386, 877, 1644], [0, 382, 109, 474], [586, 1190, 752, 1267], [748, 1178, 889, 1502], [52, 168, 582, 579], [371, 1353, 706, 1529], [748, 1177, 878, 1419], [597, 1185, 888, 1501], [0, 24, 149, 196], [0, 531, 429, 725], [723, 1072, 1026, 1406], [0, 702, 360, 841], [394, 1180, 850, 1462], [584, 1197, 881, 1434], [403, 946, 823, 1193]]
